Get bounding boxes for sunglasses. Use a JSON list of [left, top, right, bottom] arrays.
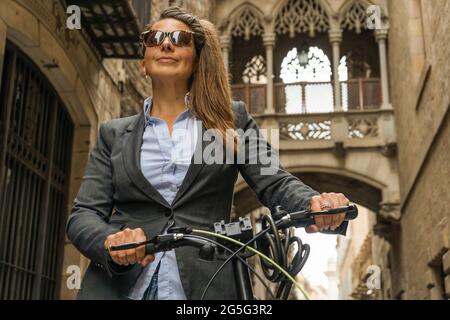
[[140, 29, 195, 48]]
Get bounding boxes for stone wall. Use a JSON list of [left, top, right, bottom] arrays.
[[0, 0, 156, 299], [0, 0, 130, 299], [388, 0, 450, 299]]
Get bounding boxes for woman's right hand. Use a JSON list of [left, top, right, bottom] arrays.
[[104, 228, 155, 267]]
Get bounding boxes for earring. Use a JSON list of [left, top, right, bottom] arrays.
[[184, 91, 192, 107], [143, 67, 148, 79]]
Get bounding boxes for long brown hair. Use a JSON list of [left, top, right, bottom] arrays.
[[143, 6, 238, 155]]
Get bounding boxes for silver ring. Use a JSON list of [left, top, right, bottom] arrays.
[[320, 202, 332, 209]]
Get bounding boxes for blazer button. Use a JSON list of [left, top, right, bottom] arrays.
[[164, 209, 172, 217]]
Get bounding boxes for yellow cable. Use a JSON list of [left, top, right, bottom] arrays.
[[192, 229, 311, 300]]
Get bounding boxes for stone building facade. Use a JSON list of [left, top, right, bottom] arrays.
[[210, 0, 449, 300], [0, 0, 448, 300], [0, 0, 216, 300], [0, 0, 152, 299], [336, 0, 450, 300], [386, 0, 449, 299], [211, 0, 399, 300]]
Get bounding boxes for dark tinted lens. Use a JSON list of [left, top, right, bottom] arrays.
[[170, 31, 192, 46], [145, 30, 165, 46]]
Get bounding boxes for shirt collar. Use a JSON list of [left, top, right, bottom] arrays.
[[143, 96, 196, 128]]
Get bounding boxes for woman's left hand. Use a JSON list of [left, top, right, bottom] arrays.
[[306, 192, 350, 233]]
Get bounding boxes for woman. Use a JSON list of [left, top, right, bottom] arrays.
[[66, 6, 350, 300]]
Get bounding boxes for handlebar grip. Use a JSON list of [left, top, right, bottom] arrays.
[[315, 204, 358, 220], [321, 204, 358, 220], [286, 204, 359, 229], [109, 242, 141, 251], [110, 242, 174, 255]]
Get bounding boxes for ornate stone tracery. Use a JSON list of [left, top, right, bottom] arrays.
[[275, 0, 330, 37], [340, 1, 370, 34], [230, 7, 264, 40], [242, 55, 267, 84], [280, 120, 331, 140], [348, 118, 379, 138]]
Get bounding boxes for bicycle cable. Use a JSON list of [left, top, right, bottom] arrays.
[[193, 229, 311, 300], [182, 234, 276, 299], [197, 226, 271, 300]]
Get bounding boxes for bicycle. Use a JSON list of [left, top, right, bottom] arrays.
[[110, 204, 358, 300]]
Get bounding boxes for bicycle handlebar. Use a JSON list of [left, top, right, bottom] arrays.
[[108, 204, 358, 300], [109, 204, 358, 254], [276, 204, 358, 228]]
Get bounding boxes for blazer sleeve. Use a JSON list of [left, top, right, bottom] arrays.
[[235, 101, 348, 235], [66, 122, 131, 276]]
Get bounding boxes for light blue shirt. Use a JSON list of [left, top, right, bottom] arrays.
[[128, 96, 198, 300]]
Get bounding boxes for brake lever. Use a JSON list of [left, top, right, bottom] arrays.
[[109, 233, 186, 256], [109, 234, 163, 252], [275, 204, 358, 229]]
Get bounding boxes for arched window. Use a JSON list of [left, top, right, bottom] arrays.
[[279, 47, 333, 113], [242, 55, 267, 84], [0, 42, 74, 299], [280, 46, 332, 82]]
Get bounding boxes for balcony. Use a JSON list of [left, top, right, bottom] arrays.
[[231, 77, 396, 156], [67, 0, 151, 58], [261, 109, 395, 151], [231, 78, 381, 114]]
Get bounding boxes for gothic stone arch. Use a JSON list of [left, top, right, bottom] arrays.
[[234, 168, 383, 216]]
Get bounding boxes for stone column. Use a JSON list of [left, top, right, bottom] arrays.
[[219, 34, 231, 75], [263, 32, 276, 114], [375, 28, 391, 109], [329, 29, 343, 111]]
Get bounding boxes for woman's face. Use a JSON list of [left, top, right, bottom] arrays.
[[142, 18, 196, 84]]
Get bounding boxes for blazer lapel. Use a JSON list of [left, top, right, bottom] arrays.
[[171, 122, 211, 208], [121, 113, 171, 208]]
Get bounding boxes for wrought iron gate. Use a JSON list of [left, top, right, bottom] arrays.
[[0, 42, 74, 299]]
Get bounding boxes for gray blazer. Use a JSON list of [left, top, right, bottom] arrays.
[[66, 100, 347, 300]]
